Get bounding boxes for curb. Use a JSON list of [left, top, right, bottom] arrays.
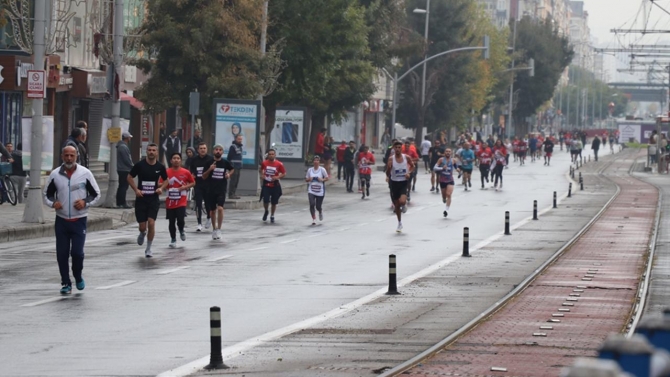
[[0, 216, 115, 244]]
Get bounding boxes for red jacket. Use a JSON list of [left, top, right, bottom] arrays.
[[315, 133, 325, 154], [336, 143, 347, 162]]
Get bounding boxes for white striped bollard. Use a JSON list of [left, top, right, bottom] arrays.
[[205, 306, 228, 370], [462, 227, 471, 257], [386, 254, 399, 295]]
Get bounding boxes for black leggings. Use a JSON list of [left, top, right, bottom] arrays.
[[308, 193, 324, 217], [194, 186, 209, 224], [493, 164, 504, 186], [479, 164, 490, 186], [345, 163, 355, 190], [169, 216, 185, 239]]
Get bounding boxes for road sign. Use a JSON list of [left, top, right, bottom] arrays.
[[27, 70, 46, 99]]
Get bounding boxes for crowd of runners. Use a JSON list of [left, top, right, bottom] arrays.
[[45, 129, 619, 294]]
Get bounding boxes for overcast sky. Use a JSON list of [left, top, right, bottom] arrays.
[[586, 0, 670, 47]]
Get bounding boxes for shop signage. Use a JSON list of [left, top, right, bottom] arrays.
[[15, 62, 34, 86], [0, 65, 4, 85], [90, 76, 107, 94], [27, 70, 46, 98]]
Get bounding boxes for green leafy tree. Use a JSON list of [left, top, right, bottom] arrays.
[[264, 0, 377, 152], [510, 16, 573, 131], [135, 0, 282, 142]]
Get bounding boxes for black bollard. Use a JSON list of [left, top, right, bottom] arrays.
[[533, 201, 538, 220], [589, 155, 591, 162], [553, 191, 557, 209], [205, 307, 228, 370], [568, 183, 572, 198], [386, 254, 400, 295], [462, 227, 471, 257], [505, 211, 512, 234], [580, 176, 584, 191]]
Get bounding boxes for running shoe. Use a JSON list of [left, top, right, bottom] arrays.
[[180, 232, 186, 241], [319, 211, 323, 221], [312, 219, 316, 225], [196, 224, 203, 232], [271, 216, 275, 223], [361, 191, 365, 199], [211, 230, 217, 240], [401, 205, 407, 214], [169, 239, 177, 248], [443, 210, 448, 218], [262, 210, 269, 221], [396, 223, 403, 233], [442, 198, 446, 203], [60, 284, 72, 294], [75, 279, 85, 291], [412, 185, 416, 192], [468, 181, 472, 188], [366, 187, 370, 197], [205, 218, 211, 229], [430, 187, 435, 192], [481, 184, 485, 189], [137, 231, 146, 246], [145, 248, 153, 258]]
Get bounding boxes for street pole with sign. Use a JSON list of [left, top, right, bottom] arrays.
[[189, 91, 200, 148], [23, 0, 46, 223]]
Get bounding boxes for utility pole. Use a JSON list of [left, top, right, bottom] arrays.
[[507, 19, 518, 139], [420, 0, 430, 109], [259, 0, 268, 154], [23, 0, 46, 223], [103, 0, 124, 207]]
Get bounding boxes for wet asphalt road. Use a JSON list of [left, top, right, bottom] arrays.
[[0, 149, 580, 376]]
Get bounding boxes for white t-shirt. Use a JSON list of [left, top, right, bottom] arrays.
[[306, 167, 328, 196], [420, 140, 431, 155]]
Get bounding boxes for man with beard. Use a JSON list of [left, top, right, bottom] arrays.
[[190, 142, 214, 231], [127, 143, 168, 257], [226, 135, 243, 199], [203, 144, 235, 240], [43, 146, 101, 294]]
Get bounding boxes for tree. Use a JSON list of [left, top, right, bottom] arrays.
[[511, 17, 573, 130], [264, 0, 377, 151], [135, 0, 282, 141]]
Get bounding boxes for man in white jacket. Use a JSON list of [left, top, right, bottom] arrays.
[[43, 146, 101, 294]]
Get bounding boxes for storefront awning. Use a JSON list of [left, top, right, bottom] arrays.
[[120, 92, 144, 110]]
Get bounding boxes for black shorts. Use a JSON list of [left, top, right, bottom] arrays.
[[389, 180, 408, 201], [135, 197, 160, 223], [461, 168, 473, 174], [439, 181, 454, 189], [422, 155, 429, 163], [206, 190, 226, 209], [166, 207, 186, 220], [263, 184, 282, 205], [359, 174, 371, 181]]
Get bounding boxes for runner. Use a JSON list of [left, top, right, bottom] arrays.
[[402, 140, 420, 199], [433, 148, 458, 217], [517, 137, 527, 166], [202, 144, 235, 240], [477, 143, 492, 189], [459, 142, 475, 191], [305, 155, 328, 224], [542, 135, 555, 166], [259, 149, 286, 223], [492, 140, 507, 191], [429, 139, 445, 193], [420, 136, 432, 173], [386, 141, 415, 232], [127, 143, 168, 258], [357, 145, 375, 199], [189, 142, 214, 232], [164, 153, 195, 248], [528, 134, 538, 162]]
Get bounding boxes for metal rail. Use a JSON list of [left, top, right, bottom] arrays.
[[380, 155, 624, 377]]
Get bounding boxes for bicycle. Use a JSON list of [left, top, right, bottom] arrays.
[[0, 162, 17, 206]]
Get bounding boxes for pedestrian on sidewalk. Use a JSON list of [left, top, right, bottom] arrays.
[[226, 135, 243, 199], [591, 135, 601, 162], [187, 129, 203, 149], [344, 141, 356, 192], [314, 128, 326, 158], [43, 145, 101, 294], [127, 143, 168, 258], [5, 142, 26, 203], [163, 130, 181, 160], [116, 132, 134, 208], [336, 140, 347, 181]]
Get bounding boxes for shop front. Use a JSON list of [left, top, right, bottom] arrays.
[[46, 55, 74, 169], [71, 67, 107, 168], [0, 55, 31, 147]]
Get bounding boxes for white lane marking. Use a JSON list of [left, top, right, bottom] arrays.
[[338, 227, 350, 231], [305, 234, 320, 238], [279, 239, 298, 244], [248, 246, 269, 251], [358, 222, 369, 226], [208, 255, 233, 262], [414, 206, 426, 212], [156, 266, 190, 275], [376, 218, 387, 222], [21, 297, 66, 307], [95, 280, 136, 290]]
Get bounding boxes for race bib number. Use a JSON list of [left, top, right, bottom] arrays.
[[310, 184, 322, 193], [394, 168, 407, 177], [196, 167, 204, 178], [141, 181, 155, 195], [168, 188, 181, 200], [265, 166, 277, 181], [212, 168, 225, 180]]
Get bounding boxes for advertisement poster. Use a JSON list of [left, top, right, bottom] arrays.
[[21, 116, 54, 171], [618, 124, 641, 144], [98, 118, 130, 163], [329, 111, 356, 143], [213, 99, 259, 167], [270, 108, 305, 161]]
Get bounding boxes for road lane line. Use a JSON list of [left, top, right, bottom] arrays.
[[21, 297, 66, 307], [248, 246, 269, 251], [95, 280, 136, 290], [208, 255, 233, 262], [156, 266, 191, 275], [279, 239, 298, 244]]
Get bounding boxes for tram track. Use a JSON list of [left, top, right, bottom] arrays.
[[381, 149, 659, 376]]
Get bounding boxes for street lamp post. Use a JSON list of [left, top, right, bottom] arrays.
[[413, 0, 431, 109], [507, 18, 518, 140]]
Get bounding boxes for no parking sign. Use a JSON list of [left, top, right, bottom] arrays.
[[27, 70, 46, 98]]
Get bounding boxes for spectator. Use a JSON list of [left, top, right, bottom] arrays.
[[344, 140, 356, 192], [116, 132, 134, 208], [591, 135, 601, 162], [336, 140, 347, 181], [314, 127, 326, 158], [5, 143, 26, 203], [163, 129, 181, 158], [158, 122, 166, 164], [323, 136, 333, 177], [227, 135, 243, 199], [188, 129, 203, 149]]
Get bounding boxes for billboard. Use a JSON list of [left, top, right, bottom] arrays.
[[270, 107, 307, 161], [21, 116, 54, 171], [213, 99, 260, 167], [98, 118, 130, 163]]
